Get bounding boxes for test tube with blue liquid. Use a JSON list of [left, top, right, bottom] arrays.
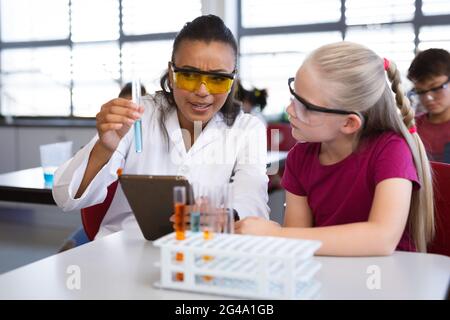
[[132, 78, 143, 153], [190, 183, 201, 232]]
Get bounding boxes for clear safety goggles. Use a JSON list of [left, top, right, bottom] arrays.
[[288, 77, 361, 127]]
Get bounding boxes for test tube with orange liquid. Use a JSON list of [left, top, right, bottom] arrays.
[[173, 186, 186, 281]]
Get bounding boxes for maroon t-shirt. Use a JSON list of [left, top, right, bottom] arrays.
[[415, 113, 450, 162], [281, 132, 420, 251]]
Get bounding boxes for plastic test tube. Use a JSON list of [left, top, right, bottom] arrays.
[[132, 78, 143, 153], [201, 186, 219, 282], [223, 184, 234, 234], [173, 186, 186, 282], [174, 186, 187, 241], [190, 183, 201, 232], [203, 186, 217, 241]]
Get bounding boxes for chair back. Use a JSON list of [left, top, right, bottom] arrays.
[[427, 161, 450, 256], [81, 180, 118, 241]]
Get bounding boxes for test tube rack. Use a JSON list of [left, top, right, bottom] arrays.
[[153, 232, 322, 299]]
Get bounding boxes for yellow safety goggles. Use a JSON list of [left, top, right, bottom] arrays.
[[170, 62, 236, 94]]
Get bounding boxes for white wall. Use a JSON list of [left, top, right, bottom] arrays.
[[0, 128, 16, 173], [202, 0, 238, 37], [0, 126, 96, 173]]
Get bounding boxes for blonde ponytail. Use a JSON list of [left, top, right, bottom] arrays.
[[386, 61, 435, 252], [386, 62, 415, 127]]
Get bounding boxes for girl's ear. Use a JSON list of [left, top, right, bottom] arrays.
[[340, 114, 362, 135]]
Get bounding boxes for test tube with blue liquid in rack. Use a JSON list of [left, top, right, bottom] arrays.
[[132, 78, 143, 153], [190, 183, 201, 232]]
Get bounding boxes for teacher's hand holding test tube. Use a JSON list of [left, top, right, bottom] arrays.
[[93, 87, 144, 155]]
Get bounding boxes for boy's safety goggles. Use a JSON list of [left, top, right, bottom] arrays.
[[170, 62, 236, 94], [411, 78, 449, 97]]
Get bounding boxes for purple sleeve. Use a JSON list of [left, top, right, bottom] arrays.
[[281, 147, 307, 196], [373, 135, 421, 190]]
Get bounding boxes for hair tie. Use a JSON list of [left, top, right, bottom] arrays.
[[408, 126, 417, 134], [383, 58, 390, 71]]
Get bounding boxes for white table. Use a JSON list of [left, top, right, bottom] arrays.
[[0, 228, 448, 300], [0, 152, 287, 206], [0, 167, 55, 204]]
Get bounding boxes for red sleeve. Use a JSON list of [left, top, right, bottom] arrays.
[[281, 145, 307, 196], [373, 134, 421, 190]]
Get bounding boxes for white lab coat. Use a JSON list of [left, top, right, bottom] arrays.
[[53, 93, 269, 239]]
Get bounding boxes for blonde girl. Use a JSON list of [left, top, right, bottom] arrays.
[[236, 42, 434, 256]]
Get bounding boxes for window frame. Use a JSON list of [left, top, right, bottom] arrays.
[[0, 0, 179, 124], [237, 0, 450, 115], [1, 0, 450, 123]]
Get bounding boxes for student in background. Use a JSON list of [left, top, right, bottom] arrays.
[[236, 42, 434, 256], [118, 81, 147, 100], [235, 80, 268, 126], [407, 48, 450, 163], [53, 15, 269, 241]]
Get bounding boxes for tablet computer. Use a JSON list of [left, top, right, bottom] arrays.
[[119, 174, 192, 240]]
